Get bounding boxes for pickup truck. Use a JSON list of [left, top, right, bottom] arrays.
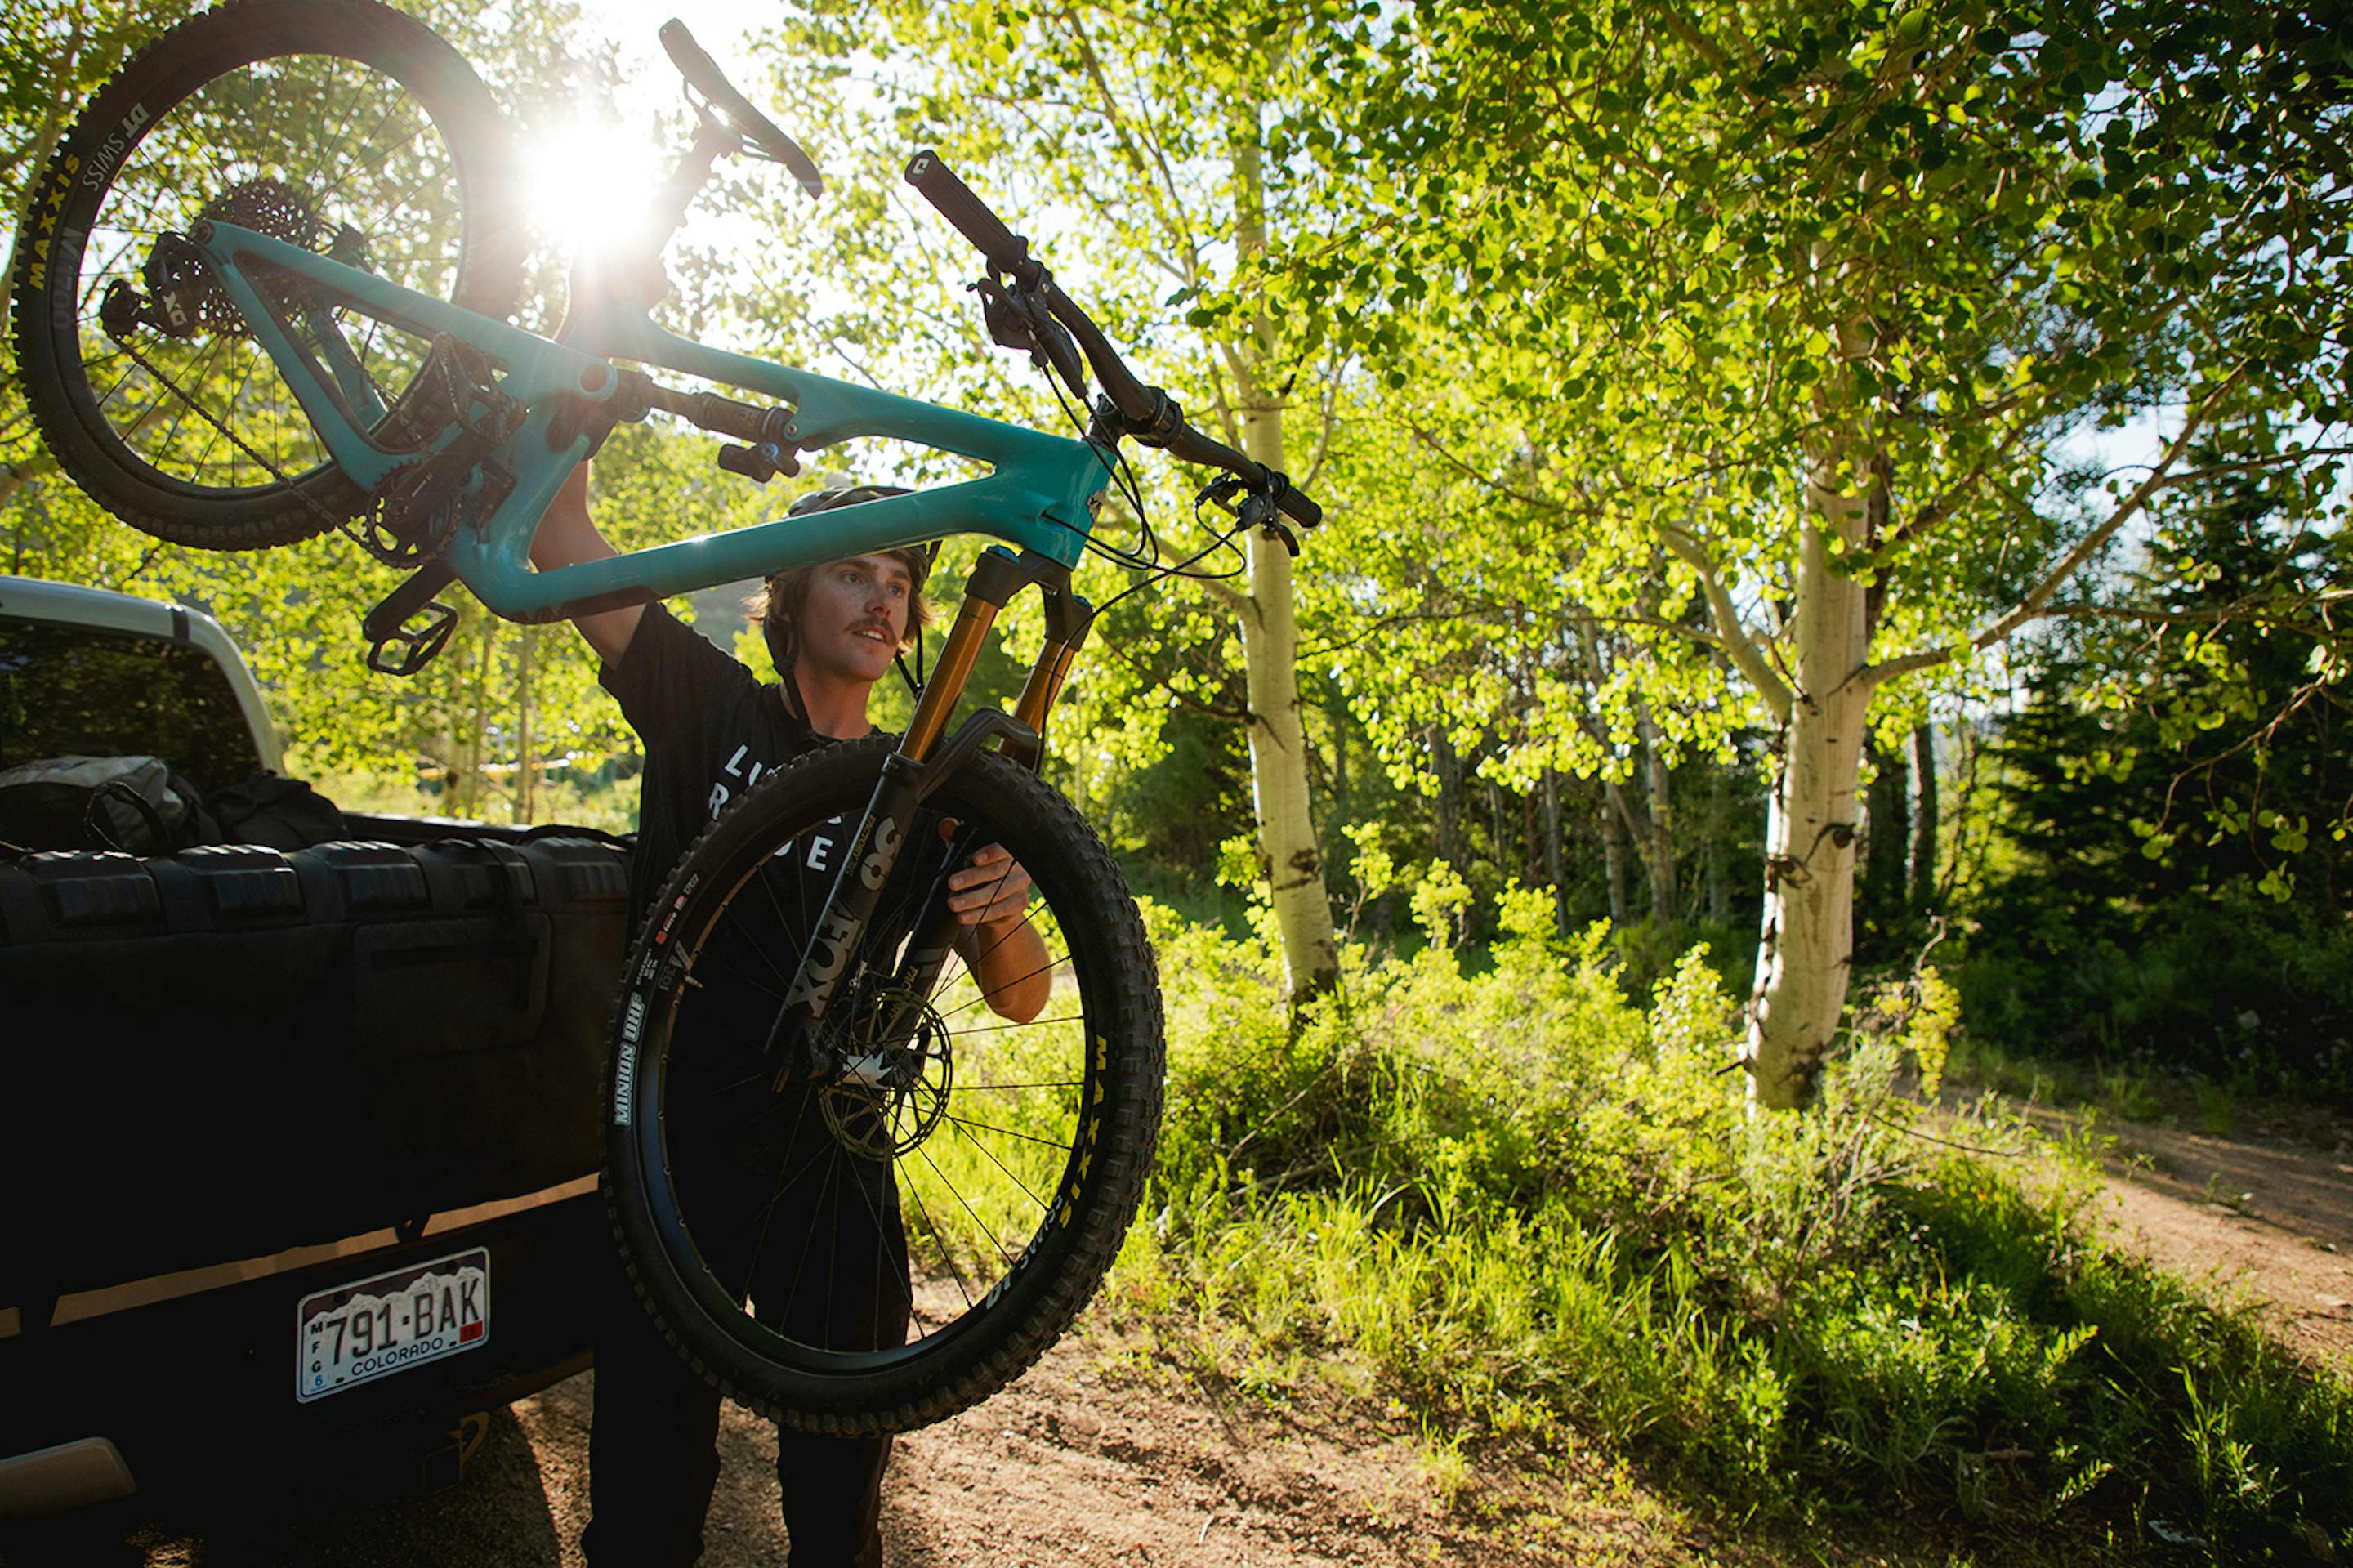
[[0, 574, 627, 1517]]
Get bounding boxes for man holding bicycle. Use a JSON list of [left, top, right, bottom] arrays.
[[535, 465, 1048, 1566]]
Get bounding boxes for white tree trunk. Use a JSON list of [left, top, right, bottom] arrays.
[[1230, 110, 1337, 1001], [1238, 413, 1338, 998], [1746, 447, 1874, 1109], [1599, 782, 1633, 927], [1640, 709, 1677, 919]]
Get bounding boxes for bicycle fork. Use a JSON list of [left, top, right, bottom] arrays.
[[761, 545, 1096, 1088]]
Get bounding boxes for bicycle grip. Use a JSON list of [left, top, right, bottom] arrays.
[[904, 150, 1030, 276], [1274, 476, 1322, 530]]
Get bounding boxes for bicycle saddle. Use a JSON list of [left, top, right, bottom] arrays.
[[659, 18, 823, 199]]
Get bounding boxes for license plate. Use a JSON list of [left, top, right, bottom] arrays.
[[296, 1247, 489, 1402]]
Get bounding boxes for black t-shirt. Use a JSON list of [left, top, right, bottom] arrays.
[[601, 603, 833, 924], [599, 606, 911, 1342], [600, 603, 944, 1067]]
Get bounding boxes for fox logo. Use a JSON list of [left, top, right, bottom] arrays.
[[784, 910, 860, 1012]]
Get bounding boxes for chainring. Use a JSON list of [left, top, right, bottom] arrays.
[[361, 461, 456, 565]]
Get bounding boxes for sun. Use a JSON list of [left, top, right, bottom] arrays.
[[521, 115, 668, 258]]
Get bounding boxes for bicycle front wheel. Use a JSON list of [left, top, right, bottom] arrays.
[[10, 0, 525, 547], [603, 736, 1164, 1433]]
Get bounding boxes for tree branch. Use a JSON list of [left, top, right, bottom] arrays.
[[1661, 524, 1794, 722], [1049, 2, 1202, 266], [1196, 572, 1251, 619], [1864, 365, 2249, 686]]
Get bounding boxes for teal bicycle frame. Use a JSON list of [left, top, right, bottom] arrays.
[[188, 220, 1116, 623], [186, 213, 1127, 1047]]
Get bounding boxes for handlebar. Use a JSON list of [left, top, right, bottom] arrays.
[[904, 152, 1033, 282], [660, 19, 824, 199], [903, 150, 1322, 534]]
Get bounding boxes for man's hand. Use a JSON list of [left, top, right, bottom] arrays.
[[946, 841, 1050, 1023], [947, 842, 1032, 933]]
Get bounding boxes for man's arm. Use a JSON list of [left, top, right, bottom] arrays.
[[949, 843, 1052, 1023], [529, 462, 644, 666]]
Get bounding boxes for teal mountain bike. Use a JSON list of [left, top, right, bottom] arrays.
[[11, 0, 1319, 1434]]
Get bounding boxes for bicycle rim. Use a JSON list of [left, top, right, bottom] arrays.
[[607, 739, 1163, 1432], [22, 3, 517, 535]]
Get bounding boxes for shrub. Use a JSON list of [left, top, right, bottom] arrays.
[[1125, 885, 2353, 1555]]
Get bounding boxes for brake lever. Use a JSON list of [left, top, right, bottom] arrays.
[[971, 274, 1088, 402], [1238, 492, 1300, 556], [971, 276, 1036, 355], [1194, 478, 1298, 555], [1197, 475, 1248, 512]]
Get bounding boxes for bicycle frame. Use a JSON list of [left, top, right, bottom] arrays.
[[188, 219, 1110, 1055], [187, 221, 1117, 620]]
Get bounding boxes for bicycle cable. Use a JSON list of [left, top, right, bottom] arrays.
[[1085, 475, 1252, 621], [1040, 369, 1158, 572], [1033, 354, 1252, 612]]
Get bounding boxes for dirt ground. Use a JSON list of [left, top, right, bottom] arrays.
[[2065, 1106, 2353, 1369], [502, 1326, 1763, 1568], [0, 1322, 1789, 1568], [7, 1102, 2348, 1567]]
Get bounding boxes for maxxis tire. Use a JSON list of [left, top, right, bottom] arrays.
[[9, 0, 525, 547], [601, 736, 1164, 1434]]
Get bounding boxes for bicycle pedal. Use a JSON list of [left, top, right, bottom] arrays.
[[366, 601, 459, 676], [363, 560, 462, 677]]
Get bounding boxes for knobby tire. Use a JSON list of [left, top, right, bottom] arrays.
[[9, 0, 524, 547], [601, 737, 1163, 1433]]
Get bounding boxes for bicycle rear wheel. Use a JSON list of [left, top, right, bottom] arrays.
[[9, 0, 525, 547], [603, 736, 1164, 1433]]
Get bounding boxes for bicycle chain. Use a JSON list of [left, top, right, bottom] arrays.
[[104, 328, 368, 546]]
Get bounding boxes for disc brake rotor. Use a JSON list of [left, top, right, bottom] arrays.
[[819, 989, 955, 1160]]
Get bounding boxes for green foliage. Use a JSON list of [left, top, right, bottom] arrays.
[[1958, 467, 2353, 1091], [1124, 888, 2353, 1550], [1859, 963, 1961, 1097]]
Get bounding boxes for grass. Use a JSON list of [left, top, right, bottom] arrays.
[[1943, 1032, 2353, 1155], [1094, 892, 2353, 1562]]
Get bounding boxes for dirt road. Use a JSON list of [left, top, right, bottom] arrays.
[[2071, 1110, 2353, 1368]]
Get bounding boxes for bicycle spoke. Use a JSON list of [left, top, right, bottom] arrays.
[[934, 945, 1070, 1025], [939, 1112, 1054, 1213], [185, 341, 263, 476], [913, 1136, 1017, 1273], [945, 1019, 1085, 1039], [897, 1154, 981, 1312], [298, 58, 373, 200], [150, 334, 234, 460], [937, 1111, 1070, 1151]]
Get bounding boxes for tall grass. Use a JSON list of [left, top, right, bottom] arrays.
[[1111, 891, 2353, 1557]]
